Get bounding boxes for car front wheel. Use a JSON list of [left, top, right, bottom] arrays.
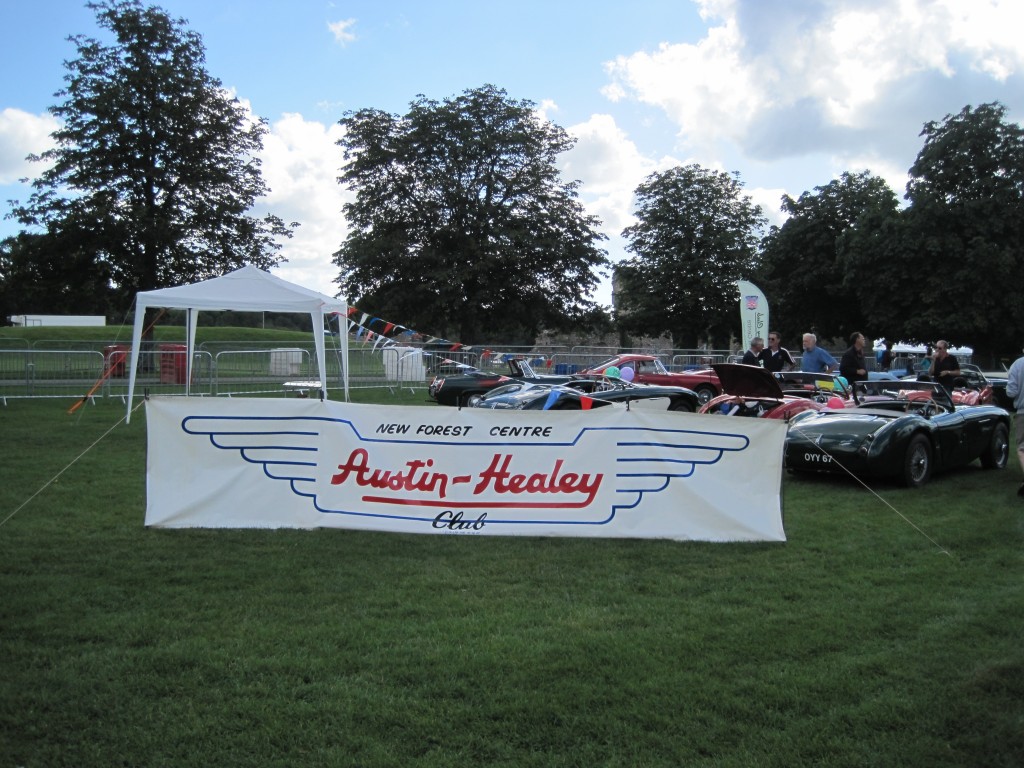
[[903, 434, 933, 488], [695, 385, 716, 405]]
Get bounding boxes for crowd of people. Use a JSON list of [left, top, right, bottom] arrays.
[[742, 332, 966, 394]]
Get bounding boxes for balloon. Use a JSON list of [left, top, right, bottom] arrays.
[[835, 375, 848, 388], [827, 396, 845, 409], [620, 366, 635, 382], [605, 366, 621, 379]]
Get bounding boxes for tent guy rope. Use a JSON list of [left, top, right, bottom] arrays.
[[0, 399, 147, 530], [788, 423, 952, 556]]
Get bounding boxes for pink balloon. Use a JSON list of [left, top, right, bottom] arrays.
[[827, 396, 845, 409], [620, 366, 635, 382]]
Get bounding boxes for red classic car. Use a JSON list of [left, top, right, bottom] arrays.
[[697, 364, 836, 420], [578, 354, 721, 405]]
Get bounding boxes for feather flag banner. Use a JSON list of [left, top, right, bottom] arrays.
[[735, 280, 769, 354]]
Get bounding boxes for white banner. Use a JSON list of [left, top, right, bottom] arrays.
[[145, 398, 787, 541], [736, 280, 769, 354]]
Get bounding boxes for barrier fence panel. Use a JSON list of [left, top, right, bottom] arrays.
[[0, 350, 104, 401], [669, 351, 731, 370], [213, 348, 315, 396], [101, 350, 216, 400], [0, 337, 31, 350]]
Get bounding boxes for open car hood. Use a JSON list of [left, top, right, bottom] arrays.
[[712, 363, 785, 398]]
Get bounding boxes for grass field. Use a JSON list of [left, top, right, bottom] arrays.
[[1, 393, 1022, 767]]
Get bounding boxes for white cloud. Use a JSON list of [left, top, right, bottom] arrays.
[[602, 20, 760, 153], [564, 113, 673, 234], [603, 0, 1024, 167], [255, 113, 352, 298], [559, 113, 686, 305], [942, 0, 1024, 81], [0, 108, 58, 185], [746, 186, 787, 229], [328, 18, 357, 46]]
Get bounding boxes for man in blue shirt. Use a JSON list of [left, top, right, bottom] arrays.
[[800, 333, 837, 373]]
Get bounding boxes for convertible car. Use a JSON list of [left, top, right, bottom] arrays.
[[785, 380, 1010, 487], [900, 363, 1010, 408], [578, 354, 721, 404], [698, 364, 838, 420], [428, 357, 576, 407], [958, 363, 1012, 409], [471, 378, 701, 412]]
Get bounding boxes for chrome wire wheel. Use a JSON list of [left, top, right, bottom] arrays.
[[695, 386, 715, 406], [903, 435, 932, 488]]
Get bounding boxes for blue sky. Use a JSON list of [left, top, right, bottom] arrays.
[[3, 0, 1024, 306]]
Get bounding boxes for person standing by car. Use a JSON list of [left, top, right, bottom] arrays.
[[878, 340, 894, 371], [929, 340, 961, 393], [762, 331, 796, 372], [839, 332, 869, 386], [1005, 349, 1024, 498], [800, 333, 837, 373], [742, 337, 765, 366]]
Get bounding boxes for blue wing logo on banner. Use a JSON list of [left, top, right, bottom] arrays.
[[179, 413, 751, 526]]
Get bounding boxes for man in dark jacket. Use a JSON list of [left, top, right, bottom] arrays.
[[929, 340, 961, 393], [839, 332, 868, 386]]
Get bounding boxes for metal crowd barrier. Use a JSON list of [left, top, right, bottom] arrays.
[[5, 341, 960, 404], [0, 349, 105, 402]]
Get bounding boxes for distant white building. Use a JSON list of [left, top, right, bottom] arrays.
[[8, 314, 107, 327]]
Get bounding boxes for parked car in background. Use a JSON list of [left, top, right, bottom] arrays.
[[785, 380, 1010, 487], [773, 370, 853, 400], [868, 370, 902, 381], [428, 358, 575, 407], [471, 377, 701, 412], [958, 364, 1012, 409], [578, 354, 721, 404], [697, 364, 836, 420], [901, 363, 1009, 408]]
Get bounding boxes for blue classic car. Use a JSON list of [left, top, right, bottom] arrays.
[[785, 380, 1010, 487]]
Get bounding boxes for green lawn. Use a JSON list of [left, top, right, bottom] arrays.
[[1, 396, 1022, 767]]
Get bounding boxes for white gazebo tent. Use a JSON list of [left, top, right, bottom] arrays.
[[126, 266, 349, 422]]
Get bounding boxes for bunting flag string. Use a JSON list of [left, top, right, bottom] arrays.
[[331, 304, 493, 369], [333, 302, 550, 377]]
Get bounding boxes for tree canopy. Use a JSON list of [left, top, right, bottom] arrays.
[[6, 0, 292, 311], [333, 84, 609, 345], [759, 171, 900, 344], [841, 103, 1024, 359], [615, 165, 766, 348]]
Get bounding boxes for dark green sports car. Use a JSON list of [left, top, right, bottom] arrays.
[[785, 380, 1010, 487]]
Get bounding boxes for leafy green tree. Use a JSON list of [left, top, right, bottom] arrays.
[[847, 103, 1024, 360], [615, 165, 765, 348], [760, 171, 899, 345], [0, 231, 115, 321], [334, 84, 609, 345], [7, 0, 292, 306]]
